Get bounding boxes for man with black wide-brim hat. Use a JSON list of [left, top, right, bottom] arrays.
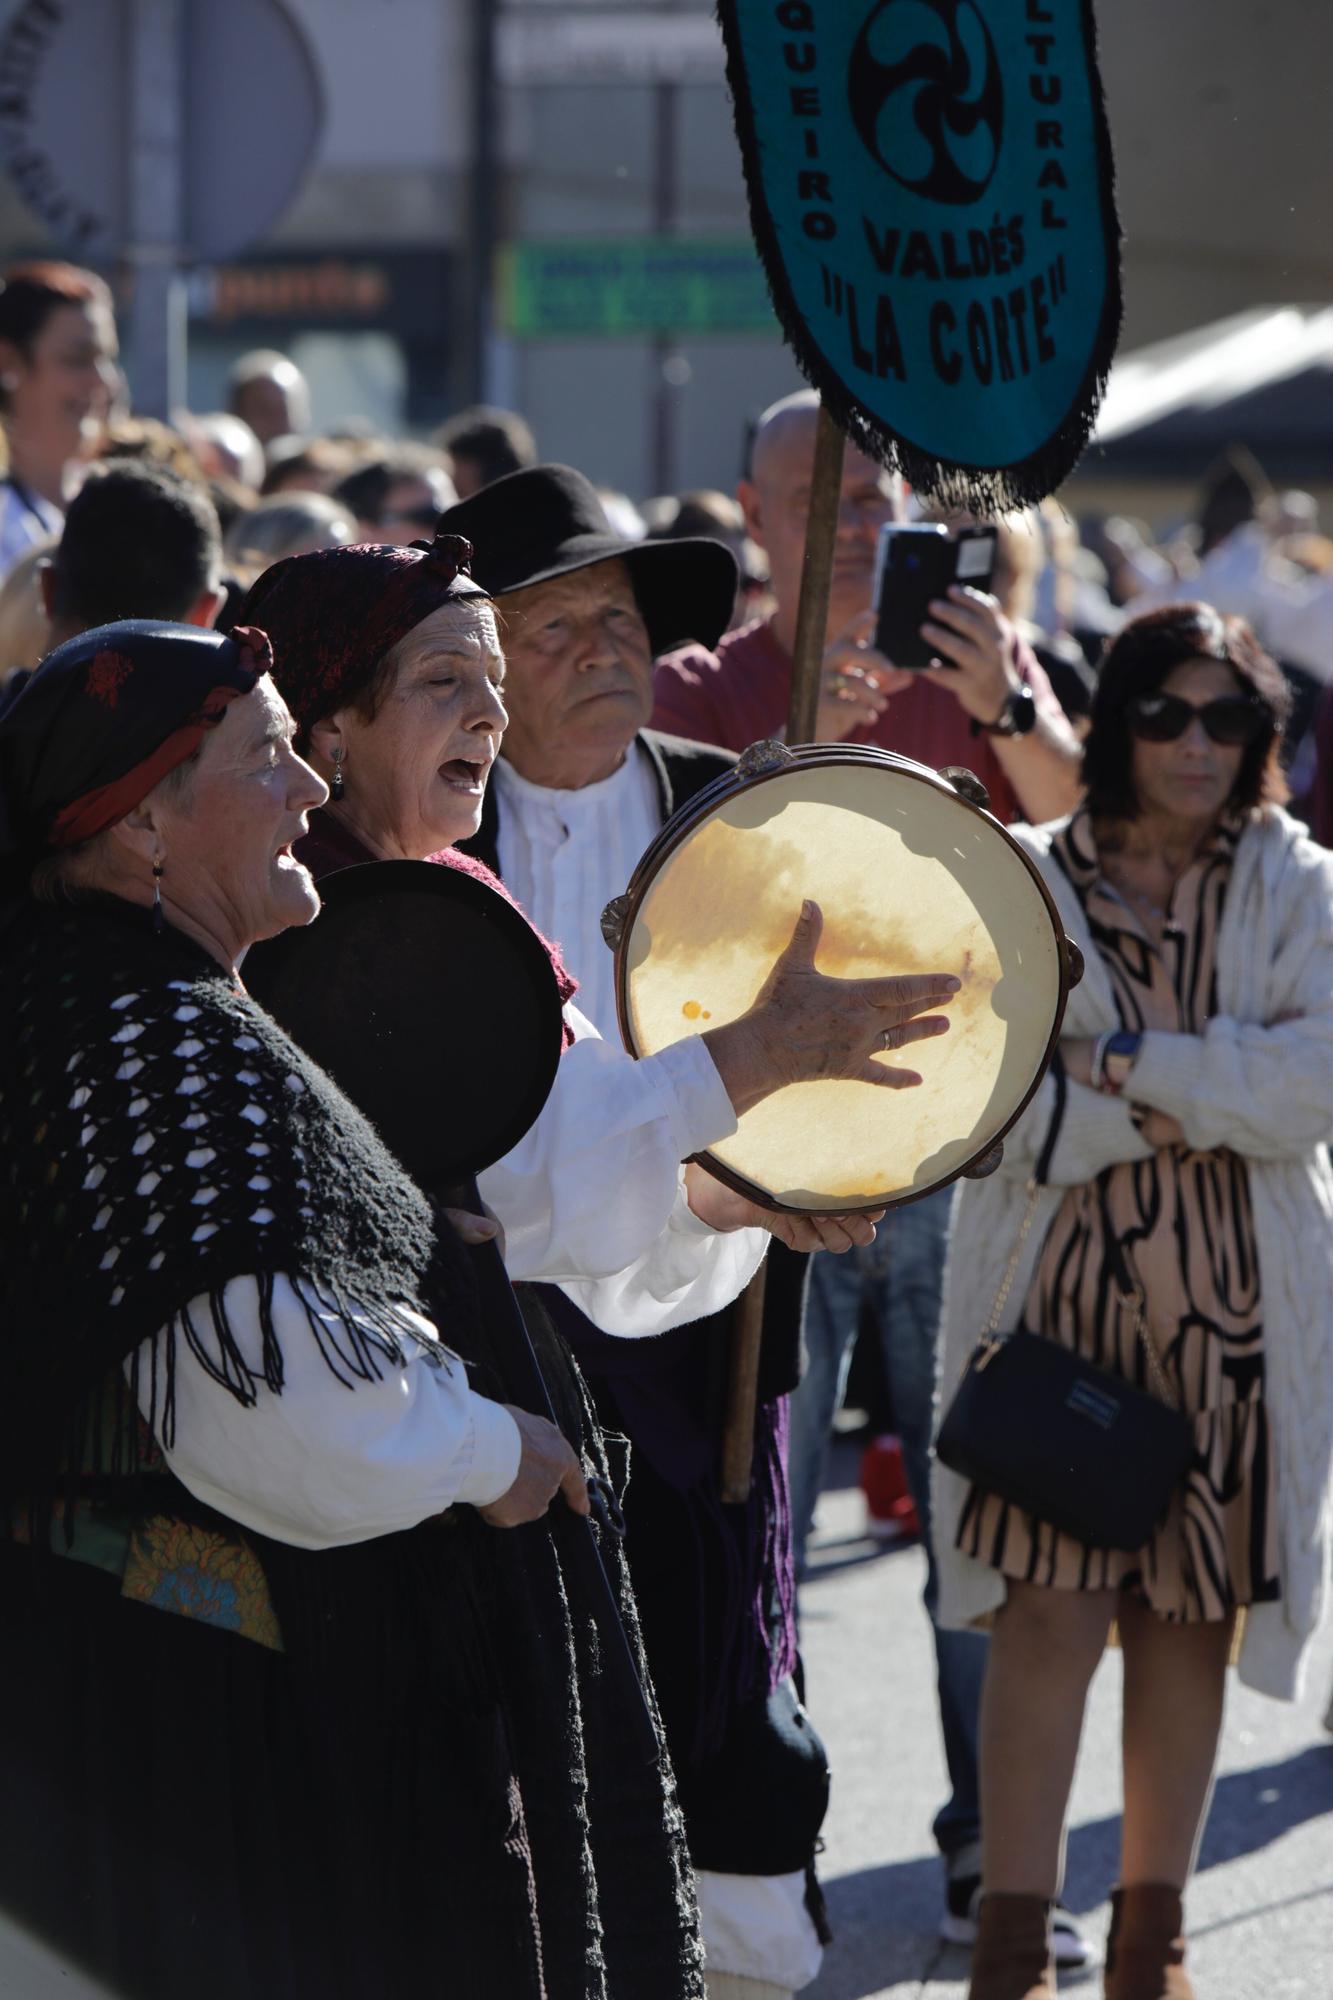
[[443, 464, 831, 2000]]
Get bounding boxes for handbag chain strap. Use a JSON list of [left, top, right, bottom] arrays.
[[982, 1179, 1043, 1338], [1101, 1202, 1179, 1411], [980, 1179, 1179, 1412]]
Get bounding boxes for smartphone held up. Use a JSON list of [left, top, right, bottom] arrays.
[[872, 523, 997, 669]]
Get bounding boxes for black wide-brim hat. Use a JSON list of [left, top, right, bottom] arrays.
[[436, 463, 738, 655]]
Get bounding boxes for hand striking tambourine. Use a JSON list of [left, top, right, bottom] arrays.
[[602, 740, 1083, 1213]]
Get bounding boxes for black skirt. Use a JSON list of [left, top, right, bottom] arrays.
[[0, 1543, 547, 2000]]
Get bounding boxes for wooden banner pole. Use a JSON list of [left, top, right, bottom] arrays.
[[787, 401, 848, 743], [720, 399, 846, 1504]]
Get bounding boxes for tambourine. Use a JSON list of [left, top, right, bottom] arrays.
[[603, 741, 1082, 1214]]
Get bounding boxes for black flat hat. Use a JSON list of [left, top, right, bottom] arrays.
[[245, 860, 563, 1189], [436, 463, 738, 655]]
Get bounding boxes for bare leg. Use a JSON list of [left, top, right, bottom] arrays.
[[979, 1582, 1117, 1896], [1118, 1594, 1232, 1888]]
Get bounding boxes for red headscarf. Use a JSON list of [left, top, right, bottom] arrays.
[[0, 620, 271, 859]]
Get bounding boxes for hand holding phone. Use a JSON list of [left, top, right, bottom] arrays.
[[916, 584, 1022, 729], [873, 525, 997, 669]]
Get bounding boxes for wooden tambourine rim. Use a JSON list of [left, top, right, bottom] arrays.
[[611, 743, 1078, 1214]]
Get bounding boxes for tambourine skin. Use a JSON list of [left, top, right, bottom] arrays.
[[610, 742, 1077, 1215]]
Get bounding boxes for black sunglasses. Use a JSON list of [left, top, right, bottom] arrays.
[[1127, 692, 1271, 747]]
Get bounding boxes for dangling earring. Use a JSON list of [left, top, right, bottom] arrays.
[[330, 745, 345, 802], [152, 853, 166, 934]]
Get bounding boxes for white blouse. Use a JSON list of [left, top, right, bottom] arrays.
[[130, 1009, 765, 1548], [128, 1276, 523, 1551], [481, 1000, 762, 1320]]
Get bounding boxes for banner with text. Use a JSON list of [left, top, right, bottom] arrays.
[[717, 0, 1122, 505]]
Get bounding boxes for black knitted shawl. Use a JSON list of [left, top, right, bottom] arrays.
[[0, 894, 704, 1999], [0, 894, 476, 1490]]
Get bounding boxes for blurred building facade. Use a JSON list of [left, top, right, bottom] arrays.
[[0, 0, 1329, 499]]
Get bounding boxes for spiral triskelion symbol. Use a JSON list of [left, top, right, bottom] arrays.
[[848, 0, 1004, 206]]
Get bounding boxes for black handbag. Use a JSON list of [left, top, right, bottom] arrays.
[[936, 1185, 1195, 1553]]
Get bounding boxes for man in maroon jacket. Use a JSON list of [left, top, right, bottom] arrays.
[[652, 389, 1080, 827]]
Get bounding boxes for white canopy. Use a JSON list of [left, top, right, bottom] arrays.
[[1090, 307, 1333, 473]]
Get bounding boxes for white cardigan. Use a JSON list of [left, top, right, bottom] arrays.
[[933, 806, 1333, 1701]]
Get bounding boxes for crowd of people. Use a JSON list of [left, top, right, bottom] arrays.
[[0, 258, 1330, 2000]]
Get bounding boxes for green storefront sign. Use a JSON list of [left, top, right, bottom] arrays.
[[500, 238, 775, 337]]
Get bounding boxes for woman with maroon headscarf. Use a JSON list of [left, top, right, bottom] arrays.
[[240, 531, 970, 2000], [240, 531, 958, 1298]]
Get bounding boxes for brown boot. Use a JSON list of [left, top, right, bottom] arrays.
[[967, 1893, 1055, 2000], [1104, 1884, 1195, 1999]]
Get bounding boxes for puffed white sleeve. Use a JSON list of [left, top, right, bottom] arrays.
[[126, 1275, 522, 1550], [478, 1004, 766, 1335], [480, 1003, 736, 1276], [556, 1191, 766, 1338]]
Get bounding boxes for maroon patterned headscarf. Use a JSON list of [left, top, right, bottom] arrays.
[[237, 531, 490, 740]]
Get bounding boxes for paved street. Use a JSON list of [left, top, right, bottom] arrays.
[[1, 1437, 1327, 1998], [799, 1441, 1333, 2000]]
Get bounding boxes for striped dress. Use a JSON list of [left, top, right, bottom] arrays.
[[958, 809, 1280, 1622]]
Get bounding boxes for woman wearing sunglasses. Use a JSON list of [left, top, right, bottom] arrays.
[[932, 603, 1333, 1999]]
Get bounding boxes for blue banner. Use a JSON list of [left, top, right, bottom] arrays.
[[717, 0, 1122, 505]]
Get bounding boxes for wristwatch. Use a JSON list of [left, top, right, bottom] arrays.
[[974, 684, 1037, 737], [1092, 1030, 1142, 1095]]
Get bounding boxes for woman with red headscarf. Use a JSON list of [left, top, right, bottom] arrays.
[[0, 620, 649, 1996]]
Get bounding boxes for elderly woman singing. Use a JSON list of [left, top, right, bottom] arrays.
[[0, 619, 956, 1998], [933, 605, 1333, 2000], [238, 530, 937, 1279], [241, 520, 919, 2000]]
